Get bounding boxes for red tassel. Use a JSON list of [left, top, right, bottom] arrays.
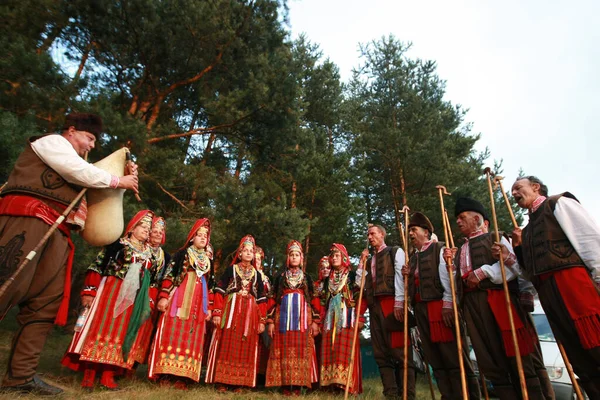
[[427, 300, 454, 343], [551, 267, 600, 350]]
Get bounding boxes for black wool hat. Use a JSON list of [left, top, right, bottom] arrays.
[[62, 113, 103, 137], [408, 212, 434, 233], [454, 197, 489, 222]]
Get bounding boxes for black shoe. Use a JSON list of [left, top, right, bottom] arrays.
[[1, 374, 64, 396]]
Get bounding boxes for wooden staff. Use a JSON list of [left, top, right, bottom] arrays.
[[0, 188, 87, 306], [483, 167, 529, 399], [436, 185, 468, 400], [493, 175, 585, 400], [344, 230, 370, 399], [481, 372, 490, 400], [401, 206, 410, 400]]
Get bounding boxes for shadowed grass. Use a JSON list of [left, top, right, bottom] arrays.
[[0, 308, 434, 399]]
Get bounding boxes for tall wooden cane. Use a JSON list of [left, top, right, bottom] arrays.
[[401, 206, 410, 400], [493, 175, 585, 400], [344, 231, 370, 400], [483, 167, 529, 400], [436, 185, 468, 400]]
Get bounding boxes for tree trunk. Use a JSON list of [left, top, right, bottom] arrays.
[[234, 150, 243, 180], [73, 41, 93, 82], [184, 109, 199, 159], [146, 95, 164, 131], [201, 132, 216, 165], [291, 181, 297, 209], [303, 188, 316, 270], [214, 248, 223, 277]]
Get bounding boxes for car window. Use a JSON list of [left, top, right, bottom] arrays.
[[533, 313, 555, 342]]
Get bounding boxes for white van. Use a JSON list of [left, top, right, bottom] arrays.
[[531, 301, 587, 400], [469, 301, 587, 399]]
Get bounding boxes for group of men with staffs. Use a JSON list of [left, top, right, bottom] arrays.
[[357, 173, 600, 400], [0, 111, 599, 399]]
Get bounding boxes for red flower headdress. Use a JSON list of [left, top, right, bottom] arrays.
[[329, 243, 350, 269], [286, 240, 304, 269], [183, 218, 211, 250], [255, 246, 265, 270], [124, 209, 154, 237], [232, 234, 256, 265], [151, 216, 166, 245], [318, 256, 330, 280]]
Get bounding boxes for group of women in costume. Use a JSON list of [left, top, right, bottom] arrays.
[[61, 210, 366, 395]]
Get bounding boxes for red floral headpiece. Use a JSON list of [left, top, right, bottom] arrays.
[[151, 216, 166, 245], [286, 240, 304, 269], [254, 246, 265, 270], [183, 218, 211, 249], [125, 209, 154, 237], [329, 243, 350, 269], [318, 256, 330, 280], [232, 234, 256, 265]]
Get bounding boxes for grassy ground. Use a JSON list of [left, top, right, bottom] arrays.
[[0, 309, 434, 399]]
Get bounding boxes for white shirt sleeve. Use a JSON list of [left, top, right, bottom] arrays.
[[555, 196, 600, 284], [30, 135, 113, 188], [355, 267, 368, 286], [438, 247, 455, 305], [480, 236, 520, 283], [394, 248, 406, 303]]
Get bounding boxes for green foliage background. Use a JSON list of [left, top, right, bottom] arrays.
[[0, 0, 523, 288]]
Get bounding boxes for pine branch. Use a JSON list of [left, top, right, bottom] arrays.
[[146, 107, 263, 144]]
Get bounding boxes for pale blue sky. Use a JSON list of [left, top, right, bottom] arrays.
[[288, 0, 600, 222]]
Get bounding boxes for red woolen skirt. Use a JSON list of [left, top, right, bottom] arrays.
[[265, 293, 318, 388], [61, 276, 154, 370], [205, 293, 260, 387], [148, 273, 208, 382], [320, 325, 362, 394]]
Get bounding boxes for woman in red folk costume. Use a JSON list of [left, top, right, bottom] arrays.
[[62, 210, 159, 390], [149, 216, 170, 282], [312, 255, 331, 384], [319, 243, 366, 394], [266, 240, 320, 395], [127, 216, 171, 371], [255, 246, 272, 380], [147, 219, 212, 388], [205, 235, 267, 392]]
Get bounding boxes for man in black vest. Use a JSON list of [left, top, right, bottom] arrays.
[[359, 224, 415, 400], [403, 212, 480, 399], [0, 113, 138, 395], [447, 197, 547, 399], [512, 176, 600, 398]]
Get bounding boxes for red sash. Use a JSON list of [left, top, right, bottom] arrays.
[[378, 296, 408, 348], [427, 300, 455, 343], [486, 290, 535, 357], [540, 267, 600, 349], [414, 277, 454, 343], [0, 195, 74, 325]]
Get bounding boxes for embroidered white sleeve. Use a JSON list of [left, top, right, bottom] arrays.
[[394, 248, 406, 303], [438, 247, 454, 305], [31, 135, 112, 188], [555, 196, 600, 284]]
